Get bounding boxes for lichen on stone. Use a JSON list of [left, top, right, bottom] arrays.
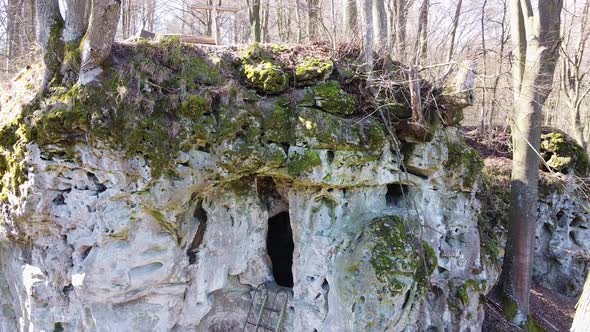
[[541, 131, 589, 176], [242, 61, 289, 94], [300, 81, 355, 115], [287, 150, 321, 176], [295, 57, 333, 86], [369, 216, 436, 296], [445, 140, 483, 189]]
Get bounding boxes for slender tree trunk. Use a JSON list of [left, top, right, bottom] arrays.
[[414, 0, 429, 63], [79, 0, 121, 85], [393, 0, 408, 60], [572, 272, 590, 331], [447, 0, 463, 62], [478, 0, 488, 134], [36, 0, 65, 93], [262, 0, 270, 42], [343, 0, 357, 40], [307, 0, 320, 41], [247, 0, 261, 42], [373, 0, 387, 51], [500, 0, 563, 326], [295, 0, 303, 43], [360, 0, 373, 72]]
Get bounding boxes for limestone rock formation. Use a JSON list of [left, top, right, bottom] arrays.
[[0, 41, 492, 331]]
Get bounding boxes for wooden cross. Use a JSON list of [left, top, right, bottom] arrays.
[[191, 2, 239, 45]]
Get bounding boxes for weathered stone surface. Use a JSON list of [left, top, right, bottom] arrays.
[[0, 42, 492, 332]]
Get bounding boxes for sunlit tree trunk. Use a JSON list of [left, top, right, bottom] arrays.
[[572, 272, 590, 331], [343, 0, 357, 39], [360, 0, 373, 72], [373, 0, 387, 51], [447, 0, 463, 62], [35, 0, 64, 93], [500, 0, 563, 326], [307, 0, 320, 41], [79, 0, 121, 85], [63, 0, 89, 44], [247, 0, 261, 42]]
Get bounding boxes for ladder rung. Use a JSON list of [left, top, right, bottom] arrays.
[[263, 306, 280, 313], [256, 323, 275, 330]]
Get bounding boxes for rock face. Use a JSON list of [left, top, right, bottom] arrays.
[[535, 190, 590, 297], [0, 41, 488, 331]]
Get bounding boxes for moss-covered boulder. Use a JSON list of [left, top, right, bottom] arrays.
[[295, 57, 333, 86], [241, 60, 289, 94], [300, 81, 355, 115], [541, 131, 589, 176]]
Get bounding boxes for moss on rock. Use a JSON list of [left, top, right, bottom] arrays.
[[242, 60, 289, 94], [300, 81, 355, 115], [287, 150, 321, 176], [295, 58, 333, 86], [446, 140, 483, 189], [369, 216, 436, 297], [541, 131, 589, 176]]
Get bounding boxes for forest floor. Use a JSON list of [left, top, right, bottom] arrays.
[[483, 284, 577, 331]]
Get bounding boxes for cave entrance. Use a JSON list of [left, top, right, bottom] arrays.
[[267, 211, 294, 288]]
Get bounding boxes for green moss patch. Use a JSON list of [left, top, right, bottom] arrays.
[[446, 140, 484, 188], [300, 81, 355, 115], [295, 58, 333, 86], [369, 216, 437, 296], [242, 61, 289, 94], [541, 131, 589, 176], [287, 150, 321, 176]]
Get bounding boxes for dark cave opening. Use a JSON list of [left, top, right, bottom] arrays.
[[267, 211, 294, 288]]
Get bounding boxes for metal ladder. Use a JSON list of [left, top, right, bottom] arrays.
[[242, 283, 290, 332]]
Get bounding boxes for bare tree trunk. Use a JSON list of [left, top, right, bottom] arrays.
[[261, 0, 270, 42], [572, 272, 590, 331], [478, 0, 488, 134], [500, 0, 563, 326], [392, 0, 409, 59], [296, 0, 303, 43], [360, 0, 373, 72], [63, 0, 89, 43], [489, 0, 508, 132], [447, 0, 463, 62], [414, 0, 429, 63], [307, 0, 320, 41], [79, 0, 121, 85], [343, 0, 357, 40], [373, 0, 387, 51], [36, 0, 65, 93], [247, 0, 261, 42]]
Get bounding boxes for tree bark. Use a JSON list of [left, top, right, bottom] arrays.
[[343, 0, 357, 40], [247, 0, 261, 42], [373, 0, 387, 51], [35, 0, 65, 92], [415, 0, 429, 63], [500, 0, 563, 326], [63, 0, 89, 44], [79, 0, 121, 85], [359, 0, 373, 72], [572, 272, 590, 331], [447, 0, 463, 62], [307, 0, 320, 41]]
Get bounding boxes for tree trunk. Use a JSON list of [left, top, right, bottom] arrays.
[[63, 0, 89, 43], [373, 0, 387, 51], [392, 0, 408, 59], [415, 0, 429, 63], [572, 272, 590, 331], [36, 0, 65, 92], [307, 0, 320, 41], [79, 0, 121, 85], [500, 0, 563, 326], [447, 0, 463, 62], [247, 0, 261, 42], [359, 0, 373, 72], [343, 0, 357, 40]]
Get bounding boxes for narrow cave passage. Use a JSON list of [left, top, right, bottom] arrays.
[[267, 211, 294, 288]]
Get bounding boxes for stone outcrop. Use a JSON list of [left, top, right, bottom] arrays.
[[0, 41, 501, 331]]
